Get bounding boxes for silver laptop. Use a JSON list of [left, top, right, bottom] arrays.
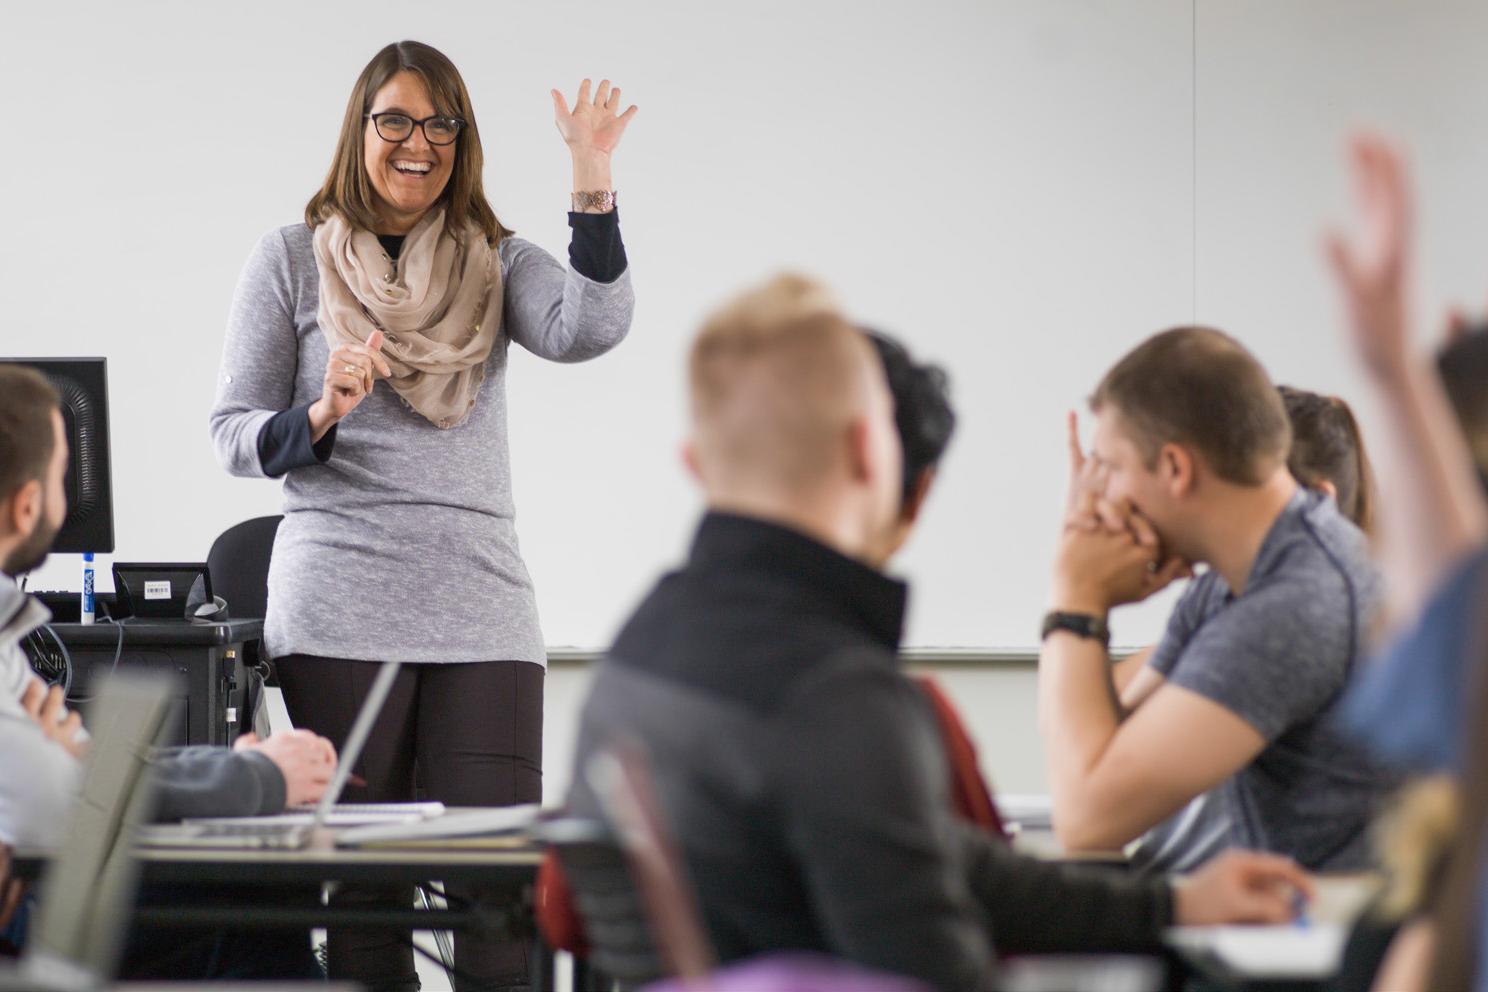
[[0, 672, 174, 991], [137, 660, 424, 850]]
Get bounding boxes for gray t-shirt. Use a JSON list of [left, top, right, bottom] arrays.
[[1135, 489, 1398, 871]]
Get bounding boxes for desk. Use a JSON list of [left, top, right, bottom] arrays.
[[47, 620, 261, 746], [1164, 874, 1382, 991], [16, 835, 552, 990]]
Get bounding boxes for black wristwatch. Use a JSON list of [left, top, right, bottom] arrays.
[[1040, 610, 1111, 649]]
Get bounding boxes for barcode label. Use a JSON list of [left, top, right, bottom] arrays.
[[144, 581, 171, 601]]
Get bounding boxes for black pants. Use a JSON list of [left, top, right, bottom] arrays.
[[277, 656, 544, 992]]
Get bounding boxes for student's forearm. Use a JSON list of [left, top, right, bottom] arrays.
[[1110, 648, 1150, 695], [1038, 628, 1125, 849], [1370, 358, 1488, 625]]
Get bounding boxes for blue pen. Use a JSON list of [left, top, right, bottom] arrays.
[[1293, 888, 1311, 929]]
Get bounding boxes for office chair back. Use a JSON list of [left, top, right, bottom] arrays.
[[538, 817, 663, 990], [590, 745, 716, 983], [537, 744, 716, 991], [206, 515, 282, 621]]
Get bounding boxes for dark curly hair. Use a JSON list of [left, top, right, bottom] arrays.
[[865, 330, 956, 508]]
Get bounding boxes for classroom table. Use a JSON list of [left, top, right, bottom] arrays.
[[1164, 874, 1381, 992], [15, 830, 554, 991], [1003, 805, 1382, 992]]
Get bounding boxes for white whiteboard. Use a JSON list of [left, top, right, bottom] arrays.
[[6, 0, 1488, 650]]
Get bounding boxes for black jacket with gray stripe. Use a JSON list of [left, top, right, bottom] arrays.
[[565, 512, 1173, 992]]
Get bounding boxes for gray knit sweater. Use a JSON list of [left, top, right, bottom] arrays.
[[209, 224, 634, 665]]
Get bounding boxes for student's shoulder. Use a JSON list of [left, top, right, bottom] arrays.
[[1258, 509, 1376, 615]]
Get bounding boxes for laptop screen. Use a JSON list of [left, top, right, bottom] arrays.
[[25, 672, 173, 985]]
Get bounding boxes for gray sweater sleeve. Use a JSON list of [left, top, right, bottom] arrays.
[[209, 229, 302, 480], [500, 236, 634, 363], [148, 747, 287, 821]]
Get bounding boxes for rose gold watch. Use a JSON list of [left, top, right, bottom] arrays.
[[571, 189, 617, 213]]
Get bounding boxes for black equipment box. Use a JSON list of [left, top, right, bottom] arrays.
[[43, 619, 262, 747]]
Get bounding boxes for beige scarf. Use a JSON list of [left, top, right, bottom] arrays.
[[312, 208, 503, 430]]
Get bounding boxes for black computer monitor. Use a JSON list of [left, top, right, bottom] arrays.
[[1, 357, 114, 554]]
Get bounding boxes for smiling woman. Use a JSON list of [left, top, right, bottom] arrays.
[[208, 39, 637, 991]]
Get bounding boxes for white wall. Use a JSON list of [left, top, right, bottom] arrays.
[[10, 1, 1488, 798], [5, 0, 1201, 650], [542, 658, 1045, 806]]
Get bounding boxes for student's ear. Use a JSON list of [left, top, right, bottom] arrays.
[[1315, 478, 1339, 502], [680, 441, 703, 484], [3, 479, 41, 542], [901, 468, 938, 527], [846, 415, 875, 483], [1160, 443, 1196, 498]]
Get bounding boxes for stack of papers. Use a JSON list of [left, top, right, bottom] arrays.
[[1165, 924, 1347, 979], [998, 793, 1054, 830], [335, 803, 541, 848]]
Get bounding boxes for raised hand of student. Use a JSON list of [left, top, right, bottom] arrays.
[[1172, 849, 1314, 926], [309, 329, 391, 443], [20, 675, 87, 760], [1324, 132, 1488, 622], [1326, 134, 1413, 382], [236, 729, 338, 807]]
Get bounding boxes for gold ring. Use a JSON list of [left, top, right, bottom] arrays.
[[343, 363, 359, 375]]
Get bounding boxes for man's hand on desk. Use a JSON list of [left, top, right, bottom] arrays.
[[20, 676, 87, 760], [235, 729, 339, 807], [1173, 850, 1315, 926]]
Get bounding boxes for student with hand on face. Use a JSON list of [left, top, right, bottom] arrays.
[[1110, 385, 1377, 873], [1038, 330, 1400, 871], [566, 279, 1314, 992]]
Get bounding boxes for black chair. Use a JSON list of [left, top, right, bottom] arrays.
[[537, 818, 659, 991], [205, 514, 282, 690], [536, 745, 715, 992], [205, 515, 282, 622]]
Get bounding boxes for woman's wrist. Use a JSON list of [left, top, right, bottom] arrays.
[[570, 149, 614, 201], [307, 399, 339, 443]]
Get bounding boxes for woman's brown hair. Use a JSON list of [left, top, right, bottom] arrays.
[[1277, 386, 1376, 535], [305, 41, 511, 245]]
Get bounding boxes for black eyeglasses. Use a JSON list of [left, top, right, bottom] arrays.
[[365, 112, 465, 146]]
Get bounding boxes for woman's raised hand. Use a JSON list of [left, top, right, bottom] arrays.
[[551, 78, 638, 157], [310, 329, 392, 441]]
